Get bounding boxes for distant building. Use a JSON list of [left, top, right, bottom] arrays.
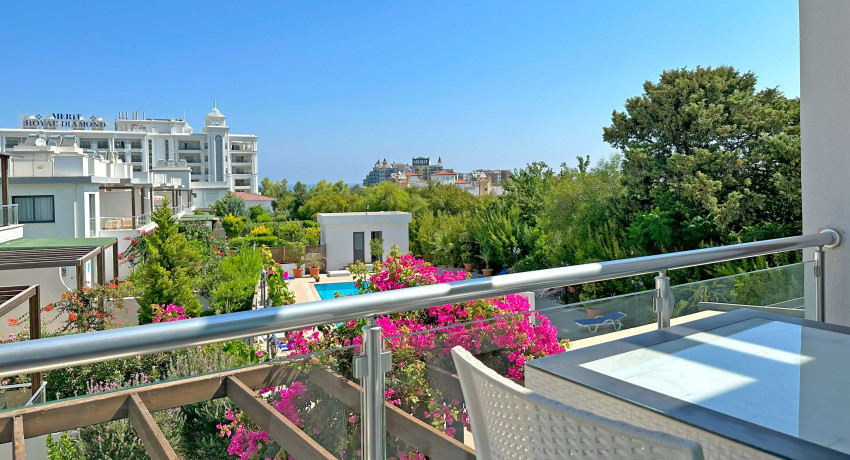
[[430, 170, 458, 185], [363, 159, 409, 186], [361, 156, 508, 196], [410, 156, 444, 181]]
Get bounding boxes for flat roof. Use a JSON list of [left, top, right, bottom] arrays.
[[317, 211, 412, 224], [179, 213, 219, 221], [0, 237, 117, 251]]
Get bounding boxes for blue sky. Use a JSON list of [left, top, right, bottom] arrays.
[[0, 1, 800, 184]]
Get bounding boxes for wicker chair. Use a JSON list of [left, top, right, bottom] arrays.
[[451, 346, 705, 460]]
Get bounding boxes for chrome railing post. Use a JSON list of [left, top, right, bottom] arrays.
[[354, 317, 390, 460], [814, 246, 825, 322], [654, 271, 672, 329]]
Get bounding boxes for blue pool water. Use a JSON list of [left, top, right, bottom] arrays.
[[315, 282, 364, 300]]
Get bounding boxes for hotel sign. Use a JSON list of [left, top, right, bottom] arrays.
[[20, 113, 108, 130]]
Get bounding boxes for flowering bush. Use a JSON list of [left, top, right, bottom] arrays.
[[21, 282, 136, 334], [151, 304, 188, 322], [219, 246, 568, 459], [120, 229, 156, 264], [261, 246, 296, 306]]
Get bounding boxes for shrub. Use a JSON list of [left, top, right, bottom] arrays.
[[249, 224, 273, 237], [230, 236, 278, 249], [257, 214, 274, 223], [305, 226, 321, 246], [272, 220, 304, 243], [211, 248, 263, 314], [221, 214, 245, 238], [46, 432, 85, 459], [139, 200, 202, 323], [248, 205, 268, 222]]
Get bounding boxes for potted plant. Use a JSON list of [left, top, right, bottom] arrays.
[[289, 242, 305, 278], [462, 253, 474, 272], [479, 244, 494, 277], [460, 232, 476, 272], [369, 236, 384, 263], [304, 252, 324, 278], [585, 307, 604, 319]]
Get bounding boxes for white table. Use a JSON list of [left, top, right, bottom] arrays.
[[525, 309, 850, 460]]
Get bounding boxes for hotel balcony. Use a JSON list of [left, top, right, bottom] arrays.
[[0, 230, 844, 459], [1, 3, 849, 459], [231, 155, 254, 165], [0, 204, 22, 244]]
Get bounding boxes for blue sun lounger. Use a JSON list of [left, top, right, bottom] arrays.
[[574, 312, 627, 333]]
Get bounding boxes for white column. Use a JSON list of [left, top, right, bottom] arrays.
[[800, 0, 850, 325]]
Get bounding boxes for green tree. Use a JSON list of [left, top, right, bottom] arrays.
[[291, 181, 309, 218], [603, 66, 801, 251], [211, 192, 249, 219], [299, 180, 362, 219], [359, 181, 424, 213], [139, 199, 202, 323], [502, 161, 557, 222]]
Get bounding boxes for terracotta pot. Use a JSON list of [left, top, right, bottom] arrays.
[[292, 268, 304, 278], [586, 308, 603, 319], [309, 267, 320, 277], [463, 263, 474, 272], [482, 268, 494, 277]]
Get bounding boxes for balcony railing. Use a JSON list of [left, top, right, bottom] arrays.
[[0, 204, 18, 227], [99, 214, 150, 231], [0, 230, 839, 459]]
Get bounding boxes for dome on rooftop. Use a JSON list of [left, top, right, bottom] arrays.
[[206, 107, 225, 119]]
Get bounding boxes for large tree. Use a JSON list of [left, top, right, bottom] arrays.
[[603, 66, 801, 252]]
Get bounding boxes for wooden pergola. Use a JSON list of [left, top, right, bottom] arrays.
[[0, 238, 119, 287], [99, 184, 152, 222], [0, 286, 41, 396], [0, 359, 473, 460]]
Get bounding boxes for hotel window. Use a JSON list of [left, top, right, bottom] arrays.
[[165, 140, 169, 161], [97, 140, 108, 149], [80, 140, 92, 149], [204, 143, 208, 149], [114, 140, 125, 149], [148, 140, 153, 167], [132, 165, 142, 172], [131, 140, 141, 149], [12, 195, 55, 223], [4, 138, 22, 149]]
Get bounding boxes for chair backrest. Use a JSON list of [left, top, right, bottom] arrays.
[[451, 346, 705, 460]]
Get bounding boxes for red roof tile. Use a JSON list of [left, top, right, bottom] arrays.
[[233, 191, 275, 201]]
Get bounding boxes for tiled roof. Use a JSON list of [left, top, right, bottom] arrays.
[[432, 170, 456, 176], [233, 191, 274, 201]]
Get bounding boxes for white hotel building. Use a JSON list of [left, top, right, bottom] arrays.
[[0, 106, 259, 277]]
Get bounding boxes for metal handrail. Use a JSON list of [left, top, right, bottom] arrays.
[[25, 382, 47, 406], [0, 230, 838, 378]]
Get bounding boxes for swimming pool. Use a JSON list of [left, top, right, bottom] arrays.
[[314, 282, 364, 300]]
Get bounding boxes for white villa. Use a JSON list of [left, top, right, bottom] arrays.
[[317, 211, 412, 270]]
